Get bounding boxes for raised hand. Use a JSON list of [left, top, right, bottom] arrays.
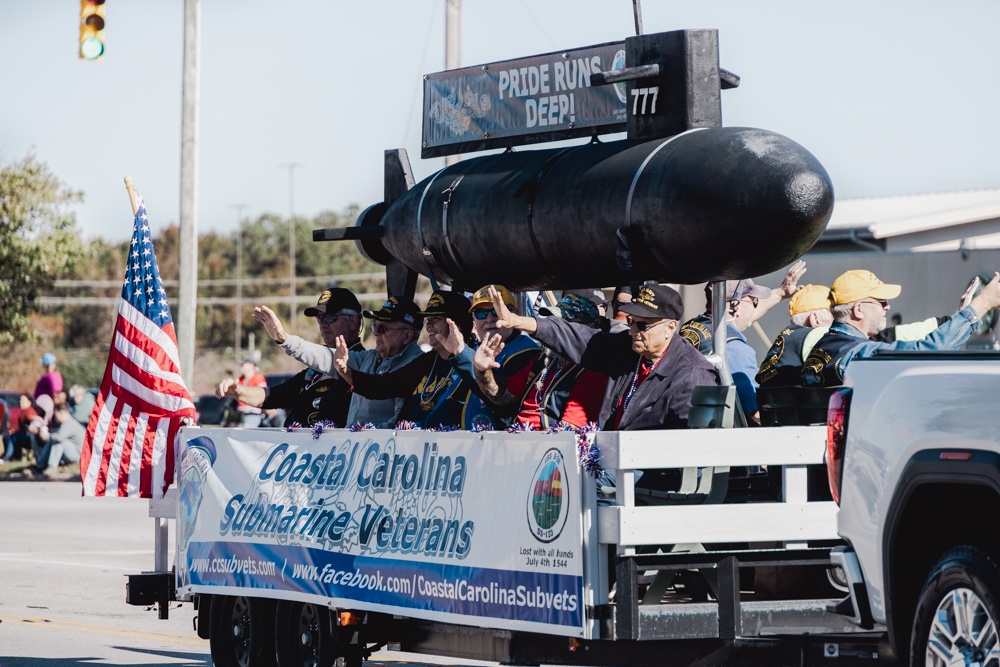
[[215, 378, 237, 399], [473, 333, 504, 373], [776, 259, 807, 299], [436, 318, 467, 358], [333, 335, 352, 383], [252, 306, 288, 344], [971, 272, 1000, 317], [960, 277, 980, 310]]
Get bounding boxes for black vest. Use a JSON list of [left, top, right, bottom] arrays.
[[801, 327, 863, 387], [756, 324, 812, 387], [679, 313, 743, 356]]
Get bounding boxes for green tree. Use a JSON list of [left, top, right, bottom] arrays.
[[0, 154, 86, 344]]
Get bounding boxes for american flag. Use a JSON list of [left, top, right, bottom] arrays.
[[80, 198, 196, 499]]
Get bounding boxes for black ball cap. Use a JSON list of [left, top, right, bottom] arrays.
[[618, 284, 683, 320], [303, 288, 362, 317]]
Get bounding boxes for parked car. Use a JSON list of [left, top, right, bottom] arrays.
[[0, 390, 23, 430], [194, 394, 233, 426], [264, 371, 296, 388]]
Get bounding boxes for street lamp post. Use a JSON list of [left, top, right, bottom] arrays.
[[279, 163, 301, 323], [231, 204, 248, 361]]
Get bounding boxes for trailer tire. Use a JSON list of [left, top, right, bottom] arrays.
[[909, 545, 1000, 667], [275, 600, 337, 667], [210, 594, 278, 667]]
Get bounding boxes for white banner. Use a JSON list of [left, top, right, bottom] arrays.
[[176, 427, 590, 636]]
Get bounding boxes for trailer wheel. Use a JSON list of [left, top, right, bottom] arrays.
[[275, 600, 337, 667], [909, 545, 1000, 667], [210, 594, 278, 667]]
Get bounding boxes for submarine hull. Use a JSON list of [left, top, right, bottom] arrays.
[[377, 126, 833, 291]]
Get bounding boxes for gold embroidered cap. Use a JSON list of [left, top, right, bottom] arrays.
[[469, 284, 515, 312], [303, 288, 362, 317], [362, 296, 421, 326], [618, 284, 683, 320]]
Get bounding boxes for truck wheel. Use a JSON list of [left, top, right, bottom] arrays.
[[275, 600, 337, 667], [210, 595, 278, 667], [910, 545, 1000, 667]]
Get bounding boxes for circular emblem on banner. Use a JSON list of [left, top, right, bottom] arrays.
[[612, 50, 628, 103], [526, 447, 569, 543]]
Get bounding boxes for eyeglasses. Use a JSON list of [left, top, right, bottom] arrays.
[[371, 322, 411, 335], [315, 311, 356, 324], [861, 298, 889, 309], [472, 308, 498, 320], [729, 296, 759, 311], [626, 315, 666, 332]]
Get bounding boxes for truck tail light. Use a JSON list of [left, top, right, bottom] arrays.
[[826, 387, 852, 505]]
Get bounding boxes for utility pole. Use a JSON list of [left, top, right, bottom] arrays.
[[231, 204, 248, 361], [444, 0, 461, 167], [278, 162, 301, 322], [178, 0, 200, 391]]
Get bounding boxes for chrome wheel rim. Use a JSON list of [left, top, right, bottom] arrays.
[[926, 587, 1000, 667]]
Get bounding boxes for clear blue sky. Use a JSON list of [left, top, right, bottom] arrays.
[[3, 0, 998, 243]]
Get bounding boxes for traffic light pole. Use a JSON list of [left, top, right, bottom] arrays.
[[178, 0, 200, 391]]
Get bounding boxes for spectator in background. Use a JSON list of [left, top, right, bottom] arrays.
[[4, 394, 39, 462], [0, 398, 8, 469], [34, 353, 63, 401], [756, 284, 833, 388], [68, 384, 96, 426], [222, 288, 365, 427], [33, 399, 84, 480], [28, 394, 54, 466], [234, 359, 268, 427]]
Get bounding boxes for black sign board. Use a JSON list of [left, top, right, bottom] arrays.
[[422, 41, 628, 159]]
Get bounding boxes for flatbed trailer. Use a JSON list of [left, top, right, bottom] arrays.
[[129, 419, 887, 666]]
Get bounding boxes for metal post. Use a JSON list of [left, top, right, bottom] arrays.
[[231, 204, 247, 361], [710, 280, 733, 385], [279, 163, 301, 322], [444, 0, 461, 167], [177, 0, 200, 391], [632, 0, 644, 36]]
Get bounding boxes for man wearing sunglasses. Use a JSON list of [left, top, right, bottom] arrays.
[[467, 293, 608, 430], [222, 288, 365, 427], [803, 270, 1000, 387], [481, 283, 718, 431], [455, 284, 541, 425]]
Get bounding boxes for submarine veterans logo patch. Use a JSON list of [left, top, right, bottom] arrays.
[[526, 448, 569, 543]]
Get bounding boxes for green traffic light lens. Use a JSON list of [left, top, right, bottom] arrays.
[[81, 36, 104, 59]]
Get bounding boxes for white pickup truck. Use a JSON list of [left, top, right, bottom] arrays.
[[829, 350, 1000, 667]]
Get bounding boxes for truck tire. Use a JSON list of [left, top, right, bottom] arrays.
[[909, 545, 1000, 667], [274, 600, 337, 667], [210, 594, 278, 667]]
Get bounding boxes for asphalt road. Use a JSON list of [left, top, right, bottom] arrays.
[[0, 480, 495, 667]]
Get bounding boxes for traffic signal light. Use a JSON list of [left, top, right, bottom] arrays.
[[79, 0, 106, 60]]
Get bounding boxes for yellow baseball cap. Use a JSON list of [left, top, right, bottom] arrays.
[[469, 284, 515, 312], [830, 270, 901, 305], [789, 284, 832, 316]]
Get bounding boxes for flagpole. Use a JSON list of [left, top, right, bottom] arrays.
[[124, 176, 139, 216]]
